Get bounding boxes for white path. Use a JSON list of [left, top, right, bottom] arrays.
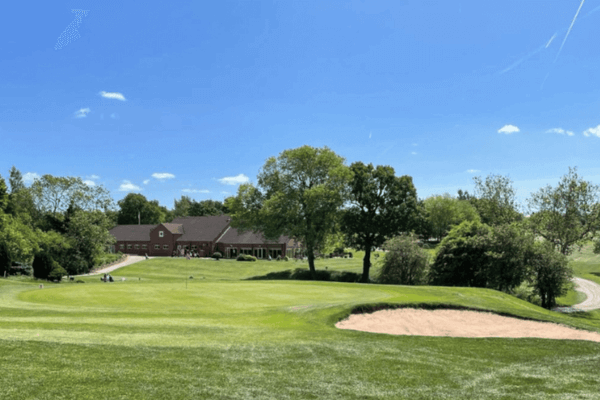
[[82, 255, 150, 276], [572, 277, 600, 311]]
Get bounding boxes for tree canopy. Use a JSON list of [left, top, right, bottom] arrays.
[[527, 167, 600, 255], [423, 194, 480, 240], [341, 162, 419, 282], [227, 145, 351, 277], [117, 193, 168, 225]]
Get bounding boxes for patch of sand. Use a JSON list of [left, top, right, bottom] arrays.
[[336, 309, 600, 342]]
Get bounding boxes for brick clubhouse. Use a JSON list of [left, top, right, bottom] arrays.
[[109, 215, 299, 259]]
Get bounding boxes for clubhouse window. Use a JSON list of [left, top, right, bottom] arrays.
[[191, 245, 197, 250], [127, 244, 132, 249], [134, 244, 139, 249], [154, 244, 160, 249], [163, 244, 169, 250], [159, 231, 164, 238], [142, 244, 147, 249], [119, 244, 124, 249]]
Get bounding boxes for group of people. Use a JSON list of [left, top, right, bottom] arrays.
[[101, 274, 114, 282]]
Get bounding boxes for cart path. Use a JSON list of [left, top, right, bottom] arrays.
[[572, 277, 600, 311], [82, 255, 151, 276]]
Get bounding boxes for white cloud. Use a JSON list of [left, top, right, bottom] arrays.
[[143, 179, 150, 185], [118, 180, 142, 192], [23, 172, 40, 184], [99, 91, 126, 101], [88, 174, 100, 180], [152, 172, 175, 180], [411, 152, 417, 155], [498, 124, 520, 134], [546, 128, 574, 136], [83, 180, 96, 186], [466, 169, 480, 173], [74, 107, 91, 118], [218, 174, 249, 185], [110, 113, 119, 119], [584, 125, 600, 138], [221, 191, 230, 195], [182, 189, 210, 193]]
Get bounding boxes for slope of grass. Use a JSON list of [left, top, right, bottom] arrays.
[[1, 257, 600, 399]]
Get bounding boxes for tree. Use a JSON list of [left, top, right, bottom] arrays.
[[527, 167, 600, 255], [471, 174, 522, 226], [63, 209, 115, 274], [31, 175, 113, 216], [341, 162, 419, 282], [527, 241, 572, 309], [117, 193, 167, 225], [428, 221, 492, 287], [378, 233, 429, 285], [8, 166, 25, 193], [227, 146, 351, 278], [0, 174, 8, 212], [188, 199, 226, 216], [423, 194, 480, 241], [0, 211, 39, 275]]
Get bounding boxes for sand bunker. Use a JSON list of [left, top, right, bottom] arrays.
[[336, 309, 600, 342]]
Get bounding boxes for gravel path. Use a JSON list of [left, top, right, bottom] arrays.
[[572, 277, 600, 311], [82, 255, 150, 276]]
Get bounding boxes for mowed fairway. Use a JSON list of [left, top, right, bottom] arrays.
[[2, 258, 600, 399]]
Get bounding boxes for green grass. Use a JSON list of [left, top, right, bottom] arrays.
[[1, 256, 600, 399]]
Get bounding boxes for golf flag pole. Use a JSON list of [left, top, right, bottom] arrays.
[[138, 211, 141, 225]]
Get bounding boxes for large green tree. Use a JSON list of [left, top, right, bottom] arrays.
[[0, 211, 39, 275], [117, 193, 167, 225], [423, 194, 480, 241], [31, 175, 113, 216], [341, 162, 419, 282], [471, 174, 522, 226], [527, 167, 600, 255], [526, 241, 572, 309], [0, 174, 8, 212], [226, 146, 351, 278]]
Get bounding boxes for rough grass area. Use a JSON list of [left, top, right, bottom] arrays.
[[1, 257, 600, 399]]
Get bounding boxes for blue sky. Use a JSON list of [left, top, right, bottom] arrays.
[[2, 0, 600, 211]]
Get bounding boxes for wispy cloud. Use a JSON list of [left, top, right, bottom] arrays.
[[221, 191, 230, 195], [369, 131, 372, 139], [218, 174, 249, 185], [583, 125, 600, 138], [546, 128, 574, 136], [119, 180, 142, 192], [554, 0, 585, 64], [110, 113, 119, 119], [55, 9, 89, 50], [74, 107, 90, 118], [498, 124, 520, 134], [182, 189, 210, 193], [99, 91, 126, 101], [83, 180, 96, 186], [411, 152, 417, 155], [23, 172, 40, 184], [466, 169, 480, 173], [143, 179, 150, 185], [88, 174, 100, 180], [151, 172, 175, 180]]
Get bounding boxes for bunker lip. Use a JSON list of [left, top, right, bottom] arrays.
[[336, 305, 600, 342]]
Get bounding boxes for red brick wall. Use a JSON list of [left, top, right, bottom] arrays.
[[149, 224, 182, 256]]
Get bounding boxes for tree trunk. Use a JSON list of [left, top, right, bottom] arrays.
[[307, 246, 316, 280], [361, 244, 372, 283]]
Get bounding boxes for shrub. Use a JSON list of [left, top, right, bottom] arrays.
[[378, 233, 429, 285], [33, 252, 54, 280], [236, 254, 257, 262], [211, 252, 222, 260], [48, 262, 67, 282], [330, 271, 361, 282], [527, 241, 572, 309], [429, 221, 535, 293], [276, 255, 282, 261], [283, 256, 289, 261], [348, 252, 353, 258], [290, 268, 331, 281]]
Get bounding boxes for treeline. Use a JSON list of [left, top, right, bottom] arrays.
[[225, 146, 600, 309]]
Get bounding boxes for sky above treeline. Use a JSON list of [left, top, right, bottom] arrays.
[[2, 0, 600, 211]]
